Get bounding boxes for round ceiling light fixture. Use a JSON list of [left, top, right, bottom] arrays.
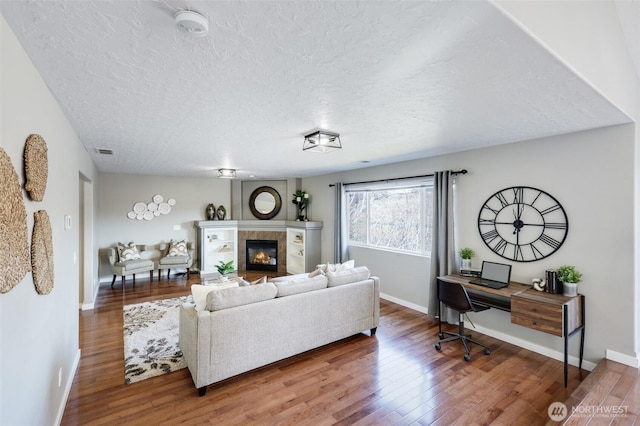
[[175, 10, 208, 37]]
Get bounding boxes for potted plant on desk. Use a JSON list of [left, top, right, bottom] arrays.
[[459, 247, 475, 270], [556, 265, 582, 297], [216, 260, 235, 282]]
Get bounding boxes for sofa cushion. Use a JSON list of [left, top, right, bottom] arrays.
[[326, 266, 371, 287], [159, 255, 189, 266], [191, 282, 240, 311], [114, 258, 153, 271], [117, 242, 140, 261], [166, 239, 188, 256], [206, 282, 277, 311], [274, 275, 328, 297]]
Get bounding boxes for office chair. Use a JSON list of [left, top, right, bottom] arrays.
[[434, 279, 491, 361]]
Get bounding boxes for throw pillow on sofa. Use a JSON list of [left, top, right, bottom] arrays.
[[205, 282, 277, 311], [273, 275, 328, 297], [316, 259, 355, 274], [326, 266, 371, 287], [166, 239, 188, 256], [191, 283, 238, 312]]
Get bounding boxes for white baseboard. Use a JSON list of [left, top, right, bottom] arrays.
[[55, 349, 81, 426], [380, 293, 598, 372], [606, 349, 640, 368], [380, 293, 428, 314]]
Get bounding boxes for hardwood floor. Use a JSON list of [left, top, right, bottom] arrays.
[[63, 272, 588, 425]]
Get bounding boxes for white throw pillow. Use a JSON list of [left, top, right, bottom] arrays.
[[326, 266, 371, 287], [319, 260, 355, 273], [191, 284, 216, 312]]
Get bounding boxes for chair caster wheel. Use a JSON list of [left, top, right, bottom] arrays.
[[464, 354, 471, 362], [484, 348, 491, 355], [438, 333, 444, 339], [434, 343, 441, 351]]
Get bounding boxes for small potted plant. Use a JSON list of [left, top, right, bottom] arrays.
[[556, 265, 582, 297], [459, 247, 475, 270], [216, 260, 235, 281]]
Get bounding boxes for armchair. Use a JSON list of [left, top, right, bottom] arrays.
[[157, 240, 193, 279], [108, 244, 154, 288]]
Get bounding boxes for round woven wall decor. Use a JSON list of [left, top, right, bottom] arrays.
[[24, 133, 48, 201], [31, 210, 54, 295], [0, 148, 31, 293]]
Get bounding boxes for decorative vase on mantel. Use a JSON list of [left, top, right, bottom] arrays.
[[205, 203, 216, 221]]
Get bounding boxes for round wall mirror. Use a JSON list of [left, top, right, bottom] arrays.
[[249, 186, 282, 220]]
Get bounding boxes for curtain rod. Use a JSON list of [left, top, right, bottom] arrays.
[[328, 169, 468, 187]]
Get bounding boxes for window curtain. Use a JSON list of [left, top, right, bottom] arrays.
[[333, 182, 348, 263], [428, 170, 458, 323]]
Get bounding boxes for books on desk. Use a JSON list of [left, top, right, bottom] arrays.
[[545, 269, 563, 294]]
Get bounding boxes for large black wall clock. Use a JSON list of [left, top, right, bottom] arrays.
[[477, 186, 568, 262]]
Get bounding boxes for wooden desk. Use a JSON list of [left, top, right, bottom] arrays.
[[437, 274, 585, 387]]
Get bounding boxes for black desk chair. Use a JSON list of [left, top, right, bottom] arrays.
[[435, 279, 491, 361]]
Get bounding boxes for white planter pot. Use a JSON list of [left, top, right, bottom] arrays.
[[562, 282, 578, 297], [461, 259, 472, 270]]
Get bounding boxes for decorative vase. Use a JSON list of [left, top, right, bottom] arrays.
[[562, 282, 578, 297], [216, 205, 226, 220], [205, 203, 216, 220], [461, 258, 472, 270]]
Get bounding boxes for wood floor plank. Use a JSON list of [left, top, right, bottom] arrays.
[[62, 272, 594, 425]]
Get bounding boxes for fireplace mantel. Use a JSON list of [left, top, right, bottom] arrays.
[[194, 220, 322, 232]]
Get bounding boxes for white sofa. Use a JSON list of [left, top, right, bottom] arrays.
[[179, 268, 380, 396]]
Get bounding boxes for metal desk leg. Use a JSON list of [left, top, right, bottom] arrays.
[[564, 305, 569, 387]]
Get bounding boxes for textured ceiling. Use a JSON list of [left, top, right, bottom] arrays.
[[0, 0, 632, 179]]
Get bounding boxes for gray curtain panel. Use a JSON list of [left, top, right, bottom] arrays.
[[428, 170, 458, 323], [333, 182, 348, 263]]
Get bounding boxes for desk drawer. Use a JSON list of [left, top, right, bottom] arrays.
[[511, 296, 563, 337]]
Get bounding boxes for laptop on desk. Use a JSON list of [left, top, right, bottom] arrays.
[[469, 261, 511, 289]]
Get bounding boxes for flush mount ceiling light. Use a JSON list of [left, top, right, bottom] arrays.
[[217, 168, 236, 179], [302, 130, 342, 153], [175, 10, 209, 37]]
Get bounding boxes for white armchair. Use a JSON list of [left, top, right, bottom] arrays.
[[108, 244, 154, 288], [157, 240, 193, 280]]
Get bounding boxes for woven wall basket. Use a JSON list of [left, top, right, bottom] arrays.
[[24, 133, 48, 202], [31, 210, 54, 295], [0, 148, 31, 293]]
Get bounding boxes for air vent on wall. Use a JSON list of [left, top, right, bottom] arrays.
[[95, 148, 114, 155]]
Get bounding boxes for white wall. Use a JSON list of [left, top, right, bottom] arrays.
[[1, 14, 97, 425], [96, 173, 232, 280], [304, 123, 635, 365], [495, 0, 640, 368]]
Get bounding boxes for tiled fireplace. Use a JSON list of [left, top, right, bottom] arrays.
[[238, 230, 287, 275]]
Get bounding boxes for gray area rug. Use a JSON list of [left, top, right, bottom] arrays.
[[123, 296, 191, 384]]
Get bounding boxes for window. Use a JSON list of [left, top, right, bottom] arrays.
[[346, 180, 433, 256]]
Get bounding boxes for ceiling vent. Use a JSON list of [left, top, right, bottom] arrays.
[[175, 10, 209, 37], [95, 148, 114, 155]]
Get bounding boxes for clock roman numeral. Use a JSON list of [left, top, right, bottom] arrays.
[[539, 204, 561, 216], [495, 192, 509, 208], [512, 187, 523, 204], [481, 229, 499, 243], [545, 222, 567, 230], [529, 243, 544, 260], [492, 238, 508, 254], [479, 218, 496, 225], [482, 204, 500, 215], [514, 244, 524, 261], [538, 233, 562, 249]]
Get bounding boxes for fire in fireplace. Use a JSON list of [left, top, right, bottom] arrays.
[[246, 240, 278, 272]]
